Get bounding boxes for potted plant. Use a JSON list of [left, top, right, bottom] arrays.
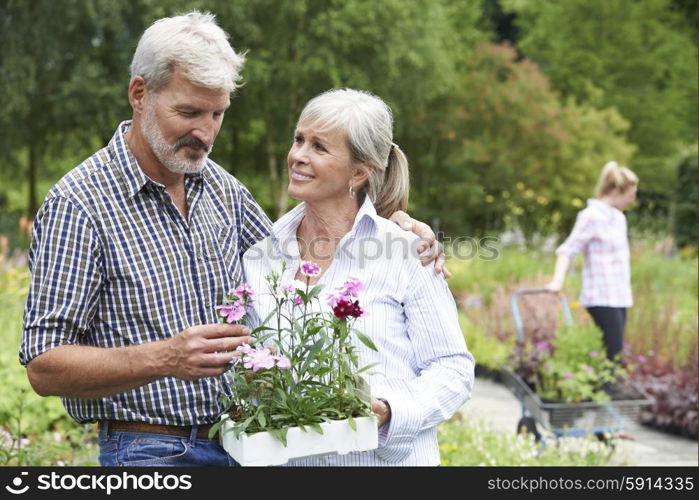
[[503, 323, 654, 431], [209, 261, 379, 466], [509, 323, 626, 405]]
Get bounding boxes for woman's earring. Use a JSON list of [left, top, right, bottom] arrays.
[[349, 184, 356, 199]]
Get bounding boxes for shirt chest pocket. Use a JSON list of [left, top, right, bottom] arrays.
[[199, 226, 238, 263], [197, 225, 243, 286]]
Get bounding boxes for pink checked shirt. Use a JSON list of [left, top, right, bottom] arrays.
[[556, 199, 633, 308]]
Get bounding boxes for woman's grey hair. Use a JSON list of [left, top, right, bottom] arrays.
[[130, 11, 245, 94], [297, 88, 409, 218]]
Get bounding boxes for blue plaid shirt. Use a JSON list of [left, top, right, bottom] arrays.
[[20, 121, 272, 425]]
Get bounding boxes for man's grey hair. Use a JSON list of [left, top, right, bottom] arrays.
[[130, 11, 245, 93]]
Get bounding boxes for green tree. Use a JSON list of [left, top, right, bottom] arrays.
[[0, 1, 161, 217], [502, 0, 698, 192], [193, 0, 478, 218], [410, 43, 634, 239]]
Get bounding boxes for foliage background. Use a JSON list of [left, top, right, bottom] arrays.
[[0, 0, 696, 241], [0, 0, 696, 464]]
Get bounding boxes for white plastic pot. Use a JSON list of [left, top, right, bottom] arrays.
[[220, 415, 378, 466]]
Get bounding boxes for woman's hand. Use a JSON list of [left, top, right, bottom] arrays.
[[371, 397, 392, 428], [544, 281, 562, 293]]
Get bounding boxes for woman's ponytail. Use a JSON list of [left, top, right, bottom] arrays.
[[594, 161, 639, 198], [370, 144, 409, 218]]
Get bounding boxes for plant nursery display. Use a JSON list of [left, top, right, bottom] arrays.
[[209, 262, 379, 465]]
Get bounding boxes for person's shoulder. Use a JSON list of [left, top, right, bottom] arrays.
[[368, 214, 423, 269], [577, 204, 605, 223], [202, 160, 257, 199], [371, 214, 421, 245], [49, 146, 116, 200], [203, 160, 241, 187]]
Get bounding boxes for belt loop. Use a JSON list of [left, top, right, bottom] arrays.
[[189, 425, 198, 445], [100, 420, 110, 440]]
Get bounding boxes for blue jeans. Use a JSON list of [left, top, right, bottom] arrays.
[[98, 422, 240, 467]]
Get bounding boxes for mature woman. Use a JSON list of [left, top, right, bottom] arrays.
[[546, 161, 639, 361], [242, 88, 474, 466]]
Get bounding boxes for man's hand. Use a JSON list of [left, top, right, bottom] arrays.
[[389, 210, 451, 278], [163, 324, 252, 380]]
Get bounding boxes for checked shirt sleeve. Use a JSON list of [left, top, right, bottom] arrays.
[[556, 209, 597, 259], [20, 197, 104, 366], [372, 265, 475, 463]]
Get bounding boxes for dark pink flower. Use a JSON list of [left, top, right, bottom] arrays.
[[332, 298, 364, 320]]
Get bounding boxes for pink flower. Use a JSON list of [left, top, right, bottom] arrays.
[[535, 341, 549, 351], [326, 290, 344, 308], [589, 351, 599, 358], [275, 355, 291, 370], [215, 303, 246, 323], [293, 295, 304, 306], [282, 284, 296, 293], [583, 365, 593, 373], [332, 298, 365, 320], [563, 372, 574, 380], [300, 261, 321, 277], [243, 348, 276, 372], [234, 284, 256, 301], [342, 277, 364, 296], [236, 343, 253, 354], [636, 355, 647, 363]]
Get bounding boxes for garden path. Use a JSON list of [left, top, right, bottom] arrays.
[[459, 377, 698, 466]]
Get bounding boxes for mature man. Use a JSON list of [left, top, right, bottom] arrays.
[[21, 11, 443, 467]]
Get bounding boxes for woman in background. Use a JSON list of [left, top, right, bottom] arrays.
[[546, 161, 639, 361]]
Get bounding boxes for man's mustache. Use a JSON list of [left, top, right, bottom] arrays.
[[175, 137, 212, 153]]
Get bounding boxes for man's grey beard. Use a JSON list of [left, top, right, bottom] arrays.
[[141, 102, 213, 174]]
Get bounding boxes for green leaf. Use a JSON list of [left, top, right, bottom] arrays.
[[347, 414, 356, 431], [268, 427, 288, 447], [356, 362, 381, 374], [251, 325, 275, 335], [306, 284, 325, 301], [354, 331, 378, 351], [310, 423, 324, 435], [300, 338, 326, 373], [209, 419, 225, 439]]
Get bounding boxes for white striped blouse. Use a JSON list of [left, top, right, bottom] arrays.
[[242, 197, 475, 466]]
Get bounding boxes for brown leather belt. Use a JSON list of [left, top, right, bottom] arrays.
[[101, 420, 217, 440]]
